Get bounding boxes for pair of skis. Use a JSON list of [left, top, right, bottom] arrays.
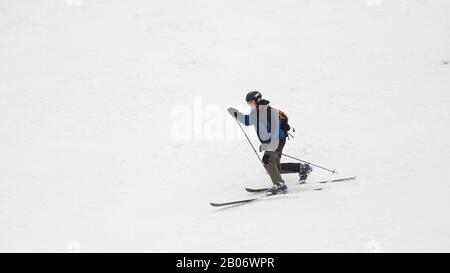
[[210, 176, 356, 207]]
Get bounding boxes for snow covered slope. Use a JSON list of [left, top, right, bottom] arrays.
[[1, 0, 449, 252]]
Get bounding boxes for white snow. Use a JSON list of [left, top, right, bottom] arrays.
[[1, 0, 449, 252]]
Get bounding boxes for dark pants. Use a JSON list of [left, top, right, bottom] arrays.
[[277, 139, 302, 173], [262, 139, 300, 184]]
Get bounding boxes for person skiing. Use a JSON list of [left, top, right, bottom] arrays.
[[227, 91, 312, 195]]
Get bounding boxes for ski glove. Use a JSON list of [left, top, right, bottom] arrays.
[[259, 144, 269, 152], [227, 107, 238, 118]]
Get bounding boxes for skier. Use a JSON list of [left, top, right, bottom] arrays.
[[227, 91, 312, 195]]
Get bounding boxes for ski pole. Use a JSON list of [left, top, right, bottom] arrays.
[[281, 153, 337, 174], [233, 115, 265, 168]]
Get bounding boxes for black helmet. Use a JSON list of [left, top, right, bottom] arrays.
[[245, 91, 262, 103]]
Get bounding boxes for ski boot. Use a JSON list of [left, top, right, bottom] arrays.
[[266, 181, 288, 196], [299, 164, 313, 184]]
